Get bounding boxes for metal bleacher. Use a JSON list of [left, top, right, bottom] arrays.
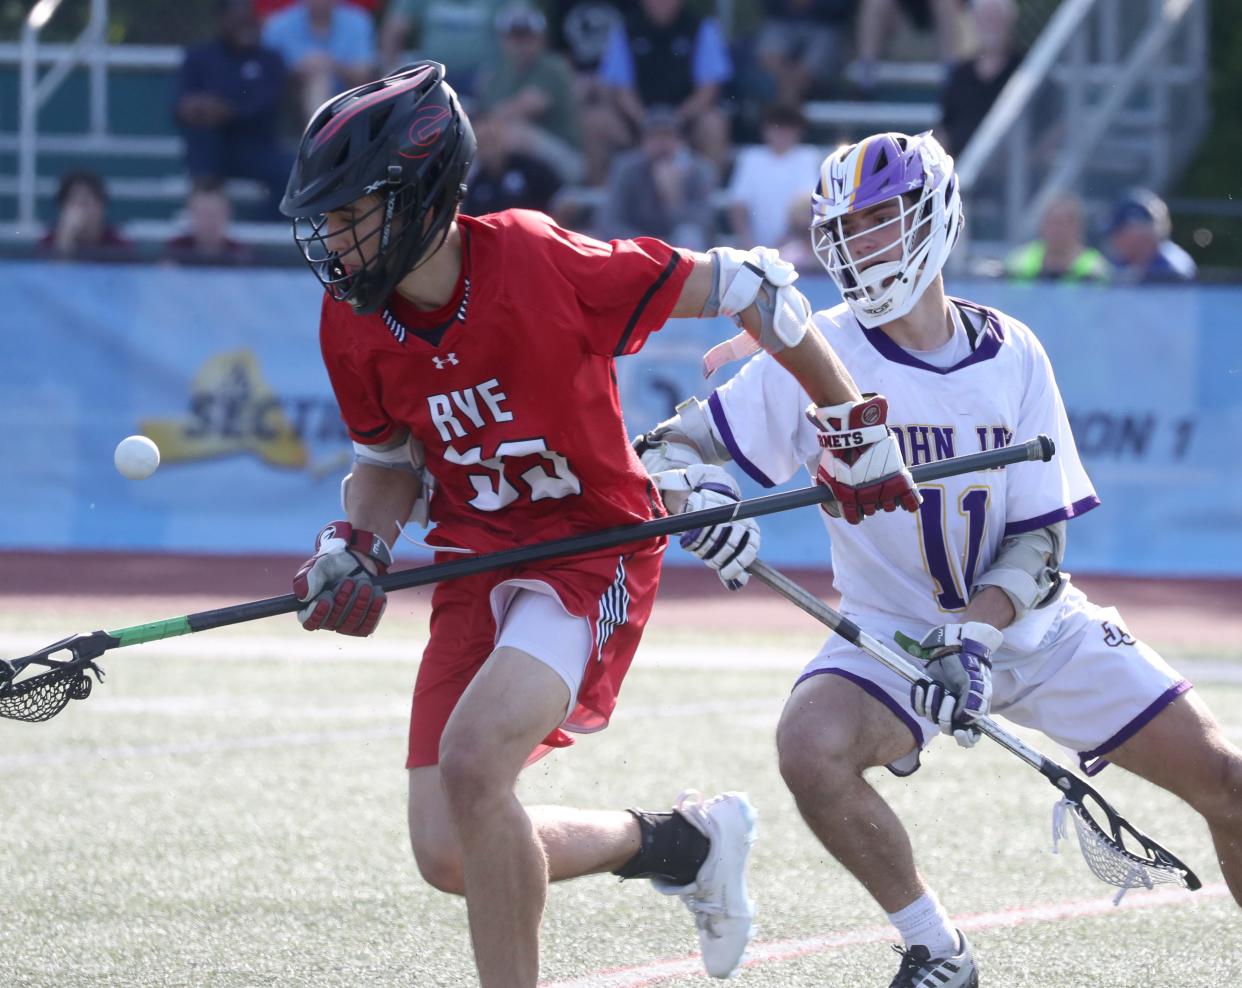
[[954, 0, 1210, 265], [3, 0, 959, 256], [0, 0, 286, 253], [3, 0, 1210, 265]]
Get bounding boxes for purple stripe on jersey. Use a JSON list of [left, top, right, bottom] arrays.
[[708, 391, 777, 489], [1003, 494, 1102, 537], [1078, 679, 1192, 776], [794, 667, 927, 752], [860, 298, 1004, 375]]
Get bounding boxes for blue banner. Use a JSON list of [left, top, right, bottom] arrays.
[[1, 262, 1236, 576]]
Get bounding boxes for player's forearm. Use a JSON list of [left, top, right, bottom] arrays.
[[963, 585, 1017, 631], [754, 321, 863, 407], [671, 255, 862, 406], [343, 462, 421, 548]]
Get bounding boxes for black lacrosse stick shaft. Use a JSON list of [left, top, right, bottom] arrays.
[[2, 436, 1054, 684]]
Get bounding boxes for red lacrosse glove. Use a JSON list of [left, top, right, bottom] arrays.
[[293, 521, 392, 636], [807, 394, 921, 525]]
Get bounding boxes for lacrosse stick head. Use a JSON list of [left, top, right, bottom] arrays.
[[1051, 770, 1201, 896], [0, 632, 109, 723]]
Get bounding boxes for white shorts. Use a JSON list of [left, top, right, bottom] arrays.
[[795, 587, 1192, 777], [491, 581, 594, 722]]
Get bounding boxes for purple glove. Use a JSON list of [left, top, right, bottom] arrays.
[[900, 622, 1002, 748]]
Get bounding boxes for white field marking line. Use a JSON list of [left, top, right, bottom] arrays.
[[540, 882, 1231, 988], [3, 698, 1228, 772], [0, 698, 781, 771], [0, 726, 406, 770], [0, 634, 807, 670], [80, 694, 779, 721], [4, 634, 1240, 679]]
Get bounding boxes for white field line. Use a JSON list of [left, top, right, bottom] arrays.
[[540, 883, 1231, 988], [4, 630, 1241, 680], [0, 697, 781, 771], [0, 726, 404, 770], [0, 634, 808, 671]]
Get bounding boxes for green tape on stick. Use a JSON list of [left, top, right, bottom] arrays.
[[108, 617, 194, 647]]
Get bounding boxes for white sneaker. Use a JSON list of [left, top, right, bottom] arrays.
[[652, 790, 757, 979]]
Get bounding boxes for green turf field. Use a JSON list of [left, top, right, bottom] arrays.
[[2, 602, 1239, 987]]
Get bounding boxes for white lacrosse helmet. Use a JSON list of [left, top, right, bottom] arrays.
[[810, 131, 963, 328]]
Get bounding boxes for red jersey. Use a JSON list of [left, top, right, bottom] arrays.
[[319, 209, 694, 557]]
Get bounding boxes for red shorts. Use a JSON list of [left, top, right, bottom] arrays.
[[406, 542, 663, 768]]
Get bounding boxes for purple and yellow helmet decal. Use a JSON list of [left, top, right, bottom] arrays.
[[810, 131, 963, 328]]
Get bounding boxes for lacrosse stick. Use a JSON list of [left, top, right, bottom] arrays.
[[1, 436, 1055, 724], [747, 558, 1202, 901]]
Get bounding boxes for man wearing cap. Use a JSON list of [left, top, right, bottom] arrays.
[[475, 3, 584, 184], [595, 104, 718, 249], [1106, 187, 1197, 284]]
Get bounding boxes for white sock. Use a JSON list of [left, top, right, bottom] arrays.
[[886, 891, 959, 958]]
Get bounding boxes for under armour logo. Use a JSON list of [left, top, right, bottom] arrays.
[[432, 353, 459, 369]]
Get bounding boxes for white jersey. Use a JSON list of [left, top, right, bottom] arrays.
[[707, 298, 1099, 666]]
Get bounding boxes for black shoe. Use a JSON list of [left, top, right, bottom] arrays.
[[887, 930, 978, 987]]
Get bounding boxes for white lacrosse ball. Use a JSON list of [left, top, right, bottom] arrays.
[[114, 435, 160, 480]]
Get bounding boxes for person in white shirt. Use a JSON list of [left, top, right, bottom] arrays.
[[637, 130, 1242, 988], [726, 102, 823, 250]]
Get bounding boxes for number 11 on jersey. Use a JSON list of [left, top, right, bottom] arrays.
[[917, 485, 990, 611]]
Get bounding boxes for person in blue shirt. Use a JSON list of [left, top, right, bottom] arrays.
[[1105, 187, 1198, 284], [263, 0, 377, 121], [591, 0, 733, 179], [175, 0, 293, 216]]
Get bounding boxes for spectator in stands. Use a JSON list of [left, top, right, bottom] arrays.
[[475, 4, 583, 184], [176, 0, 292, 218], [378, 0, 506, 93], [262, 0, 376, 122], [937, 0, 1020, 156], [593, 0, 733, 182], [726, 102, 822, 249], [257, 0, 385, 16], [546, 1, 624, 184], [775, 190, 819, 271], [1005, 193, 1110, 282], [163, 181, 254, 265], [595, 105, 718, 249], [547, 0, 623, 81], [852, 0, 964, 96], [1105, 187, 1198, 284], [38, 171, 134, 260], [756, 0, 856, 104], [464, 114, 564, 215]]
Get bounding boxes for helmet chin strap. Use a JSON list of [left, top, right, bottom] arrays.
[[379, 191, 397, 251]]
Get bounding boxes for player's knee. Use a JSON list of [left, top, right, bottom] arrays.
[[776, 713, 864, 798], [410, 836, 464, 895], [438, 731, 510, 813], [1196, 747, 1242, 823]]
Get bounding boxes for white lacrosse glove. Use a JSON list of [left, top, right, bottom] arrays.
[[897, 622, 1001, 748], [699, 246, 814, 376], [654, 464, 759, 590]]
